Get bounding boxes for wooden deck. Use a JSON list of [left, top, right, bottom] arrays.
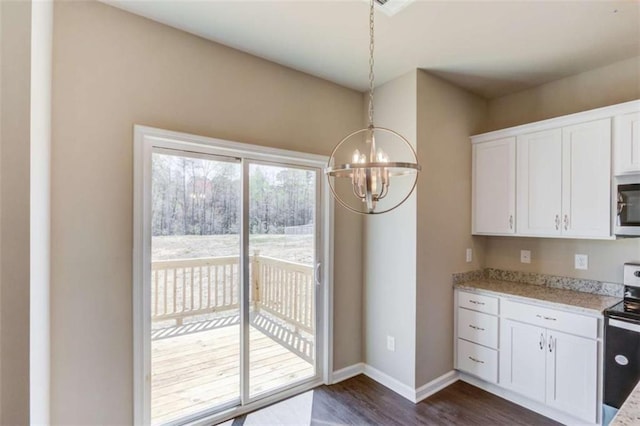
[[151, 318, 315, 425]]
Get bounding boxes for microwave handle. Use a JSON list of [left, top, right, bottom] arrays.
[[617, 192, 626, 216]]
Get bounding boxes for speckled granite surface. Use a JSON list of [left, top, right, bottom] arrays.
[[611, 381, 640, 426], [484, 268, 624, 297], [453, 268, 624, 297], [455, 279, 620, 315]]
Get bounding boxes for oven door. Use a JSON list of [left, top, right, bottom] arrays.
[[616, 183, 640, 236], [604, 316, 640, 410]]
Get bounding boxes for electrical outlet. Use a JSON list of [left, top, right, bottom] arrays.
[[386, 335, 395, 352], [466, 248, 473, 263], [575, 254, 588, 270], [520, 250, 531, 264]]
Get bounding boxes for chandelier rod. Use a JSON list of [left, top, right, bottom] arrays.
[[367, 0, 375, 128]]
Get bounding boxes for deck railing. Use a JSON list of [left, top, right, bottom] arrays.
[[251, 252, 315, 334], [151, 256, 240, 324], [151, 252, 314, 332]]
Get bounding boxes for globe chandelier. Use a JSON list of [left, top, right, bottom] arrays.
[[325, 0, 421, 215]]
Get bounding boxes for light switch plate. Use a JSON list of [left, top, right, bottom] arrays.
[[520, 250, 531, 264], [575, 254, 588, 270], [466, 248, 473, 263], [386, 335, 395, 352]]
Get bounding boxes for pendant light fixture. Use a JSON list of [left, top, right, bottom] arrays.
[[325, 0, 421, 215]]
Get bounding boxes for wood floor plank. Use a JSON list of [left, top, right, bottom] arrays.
[[229, 375, 561, 426]]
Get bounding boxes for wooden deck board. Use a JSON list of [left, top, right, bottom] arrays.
[[151, 323, 314, 425]]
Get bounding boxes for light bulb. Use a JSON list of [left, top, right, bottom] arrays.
[[352, 149, 361, 164]]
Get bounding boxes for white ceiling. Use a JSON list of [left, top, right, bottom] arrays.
[[103, 0, 640, 99]]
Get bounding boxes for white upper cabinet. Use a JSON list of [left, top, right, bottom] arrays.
[[516, 120, 611, 238], [471, 100, 639, 240], [472, 138, 516, 234], [561, 119, 611, 237], [517, 129, 563, 236], [614, 111, 640, 175]]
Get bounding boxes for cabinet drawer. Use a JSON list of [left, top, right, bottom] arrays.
[[458, 290, 499, 315], [458, 308, 499, 349], [457, 338, 498, 383], [501, 299, 597, 339]]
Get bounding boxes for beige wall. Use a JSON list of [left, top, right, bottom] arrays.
[[414, 70, 487, 386], [364, 70, 417, 388], [51, 2, 363, 423], [0, 1, 32, 424], [483, 56, 640, 284], [30, 0, 53, 424], [485, 56, 640, 131]]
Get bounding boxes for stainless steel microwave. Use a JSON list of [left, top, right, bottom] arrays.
[[616, 183, 640, 236]]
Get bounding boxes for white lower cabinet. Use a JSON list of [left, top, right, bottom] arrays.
[[500, 320, 597, 423], [457, 338, 498, 383], [455, 290, 600, 425], [500, 320, 547, 403], [545, 330, 597, 424]]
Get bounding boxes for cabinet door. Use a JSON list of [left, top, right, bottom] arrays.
[[614, 112, 640, 175], [500, 319, 547, 403], [545, 331, 597, 423], [517, 129, 563, 236], [562, 119, 612, 237], [472, 138, 516, 234]]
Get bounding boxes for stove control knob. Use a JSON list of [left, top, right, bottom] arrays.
[[615, 354, 629, 366], [634, 271, 640, 278]]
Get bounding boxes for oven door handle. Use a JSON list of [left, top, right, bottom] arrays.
[[609, 318, 640, 333]]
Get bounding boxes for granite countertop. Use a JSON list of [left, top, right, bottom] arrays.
[[611, 381, 640, 426], [455, 279, 620, 315]]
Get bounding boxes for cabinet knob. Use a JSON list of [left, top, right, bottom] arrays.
[[555, 214, 560, 230], [563, 214, 569, 231], [509, 215, 514, 230]]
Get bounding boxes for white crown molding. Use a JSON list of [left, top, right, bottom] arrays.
[[471, 99, 640, 144]]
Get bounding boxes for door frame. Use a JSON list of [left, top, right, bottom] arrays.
[[133, 125, 334, 425]]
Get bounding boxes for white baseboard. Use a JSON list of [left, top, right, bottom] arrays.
[[332, 364, 459, 405], [458, 373, 598, 426], [414, 370, 459, 403], [331, 363, 365, 384], [362, 365, 416, 402]]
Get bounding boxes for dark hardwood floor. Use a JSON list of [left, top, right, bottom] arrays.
[[227, 375, 560, 425]]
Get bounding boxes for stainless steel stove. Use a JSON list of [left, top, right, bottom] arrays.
[[603, 262, 640, 425]]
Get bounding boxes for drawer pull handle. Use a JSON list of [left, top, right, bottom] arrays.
[[536, 314, 557, 321], [469, 300, 485, 306], [468, 356, 484, 364], [469, 324, 485, 331]]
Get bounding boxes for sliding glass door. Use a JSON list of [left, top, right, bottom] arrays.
[[248, 162, 317, 398], [136, 129, 327, 426], [150, 150, 242, 424]]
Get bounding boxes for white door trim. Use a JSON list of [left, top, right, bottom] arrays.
[[132, 125, 334, 425]]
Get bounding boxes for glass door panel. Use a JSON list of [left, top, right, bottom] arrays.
[[150, 151, 241, 424], [248, 163, 317, 398]]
